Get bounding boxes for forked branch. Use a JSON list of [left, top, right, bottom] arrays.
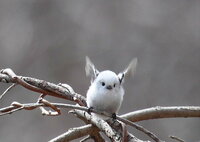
[[0, 68, 199, 142]]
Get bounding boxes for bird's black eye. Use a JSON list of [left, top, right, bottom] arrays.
[[101, 82, 105, 86], [113, 84, 116, 87]]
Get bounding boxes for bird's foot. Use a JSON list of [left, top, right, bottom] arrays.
[[112, 113, 117, 120], [87, 107, 94, 115]]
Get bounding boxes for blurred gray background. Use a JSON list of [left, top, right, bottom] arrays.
[[0, 0, 199, 142]]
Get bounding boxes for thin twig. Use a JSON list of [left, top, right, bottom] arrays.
[[169, 136, 185, 142], [39, 99, 61, 115], [0, 83, 16, 101], [117, 116, 163, 142], [38, 100, 60, 116], [0, 102, 42, 116], [48, 125, 96, 142], [80, 135, 91, 142], [0, 106, 24, 116]]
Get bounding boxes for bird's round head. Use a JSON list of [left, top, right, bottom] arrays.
[[94, 70, 120, 90]]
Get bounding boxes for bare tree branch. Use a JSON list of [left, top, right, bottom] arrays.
[[57, 106, 200, 142], [116, 116, 163, 142], [1, 68, 200, 142], [121, 106, 200, 121], [48, 125, 95, 142], [1, 99, 199, 142], [169, 136, 185, 142], [0, 68, 86, 105], [0, 83, 16, 100], [71, 109, 121, 142]]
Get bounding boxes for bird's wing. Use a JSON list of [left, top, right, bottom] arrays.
[[85, 56, 99, 83]]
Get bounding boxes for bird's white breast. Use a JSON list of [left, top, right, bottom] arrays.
[[86, 83, 124, 114]]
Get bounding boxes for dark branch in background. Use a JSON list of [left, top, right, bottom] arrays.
[[0, 68, 200, 142]]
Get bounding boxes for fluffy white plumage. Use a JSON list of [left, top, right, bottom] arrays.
[[87, 70, 124, 115], [85, 57, 137, 119]]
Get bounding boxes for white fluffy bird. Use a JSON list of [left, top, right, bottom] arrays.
[[85, 56, 137, 119]]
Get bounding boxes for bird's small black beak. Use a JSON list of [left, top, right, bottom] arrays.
[[106, 85, 112, 90]]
